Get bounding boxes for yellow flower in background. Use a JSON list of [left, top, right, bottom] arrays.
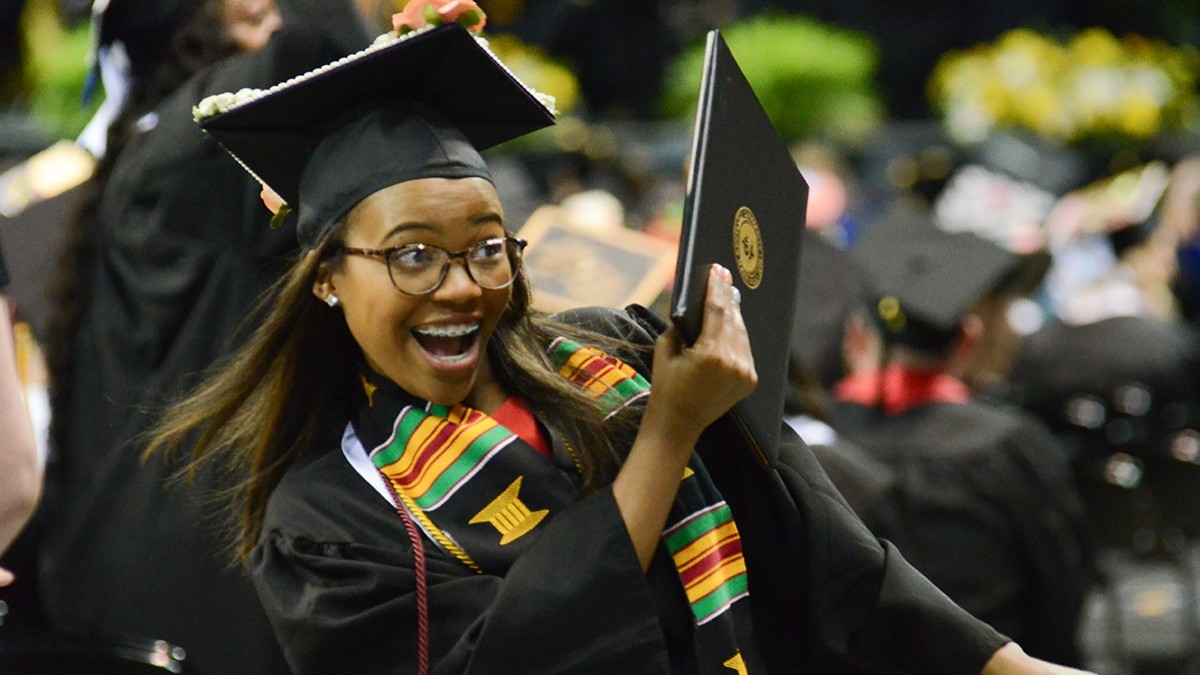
[[1068, 28, 1125, 66], [1119, 94, 1161, 139], [486, 33, 580, 116], [929, 26, 1200, 145], [1015, 84, 1067, 138]]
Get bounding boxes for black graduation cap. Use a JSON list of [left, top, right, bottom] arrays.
[[852, 203, 1019, 351], [196, 23, 556, 247], [791, 228, 872, 390], [933, 163, 1055, 254], [93, 0, 202, 78], [969, 130, 1090, 196]]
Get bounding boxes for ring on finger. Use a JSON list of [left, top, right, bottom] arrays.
[[731, 286, 742, 304]]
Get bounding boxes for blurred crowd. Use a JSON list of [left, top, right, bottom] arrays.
[[0, 1, 1198, 674]]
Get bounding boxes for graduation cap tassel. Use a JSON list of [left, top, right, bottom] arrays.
[[268, 203, 292, 230], [81, 0, 111, 107], [81, 66, 102, 109]]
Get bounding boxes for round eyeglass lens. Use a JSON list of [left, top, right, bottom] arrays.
[[467, 238, 516, 289], [386, 238, 521, 295]]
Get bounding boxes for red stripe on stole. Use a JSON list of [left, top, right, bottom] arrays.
[[576, 353, 622, 386], [678, 536, 744, 588], [394, 415, 473, 491]]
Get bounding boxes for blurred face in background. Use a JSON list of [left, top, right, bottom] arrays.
[[962, 296, 1020, 392], [223, 0, 281, 52]]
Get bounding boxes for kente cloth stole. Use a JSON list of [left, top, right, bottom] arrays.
[[364, 339, 754, 671], [545, 339, 750, 624]]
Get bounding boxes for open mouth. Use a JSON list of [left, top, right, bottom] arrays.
[[412, 323, 481, 364]]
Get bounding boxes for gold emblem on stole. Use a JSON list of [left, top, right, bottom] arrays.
[[359, 374, 378, 407], [724, 651, 748, 674], [470, 476, 549, 545], [732, 206, 763, 290]]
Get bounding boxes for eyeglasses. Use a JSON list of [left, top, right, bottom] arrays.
[[339, 236, 527, 296]]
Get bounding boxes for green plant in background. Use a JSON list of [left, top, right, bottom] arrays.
[[21, 1, 97, 140], [658, 13, 883, 146], [929, 27, 1200, 146]]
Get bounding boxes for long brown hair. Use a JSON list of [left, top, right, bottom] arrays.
[[144, 224, 642, 562]]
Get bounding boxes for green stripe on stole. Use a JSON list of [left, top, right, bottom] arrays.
[[369, 338, 751, 664], [548, 338, 650, 415], [549, 339, 750, 626], [371, 405, 516, 509]]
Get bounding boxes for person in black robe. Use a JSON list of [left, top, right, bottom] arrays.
[[30, 1, 375, 672], [1008, 314, 1200, 550], [832, 205, 1094, 666], [784, 228, 897, 526], [143, 5, 1096, 674]]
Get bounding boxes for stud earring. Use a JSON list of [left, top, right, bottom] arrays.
[[325, 294, 340, 308]]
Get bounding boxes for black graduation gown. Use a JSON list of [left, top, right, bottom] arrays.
[[1007, 314, 1200, 546], [834, 398, 1092, 666], [253, 306, 1007, 675], [785, 416, 898, 528], [35, 10, 371, 675]]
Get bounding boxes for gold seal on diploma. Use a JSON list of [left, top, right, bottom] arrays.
[[732, 206, 764, 289]]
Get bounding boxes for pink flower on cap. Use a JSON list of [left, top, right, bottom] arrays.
[[393, 0, 486, 34]]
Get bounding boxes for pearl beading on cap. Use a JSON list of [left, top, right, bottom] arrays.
[[192, 24, 557, 122]]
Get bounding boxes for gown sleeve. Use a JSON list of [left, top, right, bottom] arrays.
[[251, 444, 676, 675], [770, 429, 1011, 675], [576, 306, 1011, 675]]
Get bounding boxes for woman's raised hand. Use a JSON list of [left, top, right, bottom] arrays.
[[644, 264, 757, 448], [613, 264, 757, 569]]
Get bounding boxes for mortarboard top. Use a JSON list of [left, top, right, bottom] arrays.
[[1044, 162, 1171, 248], [670, 29, 809, 466], [194, 23, 556, 247], [932, 164, 1055, 300], [1014, 316, 1200, 419], [933, 164, 1055, 255], [969, 130, 1090, 196], [852, 203, 1018, 350]]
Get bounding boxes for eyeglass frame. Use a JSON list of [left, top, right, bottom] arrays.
[[336, 235, 528, 296]]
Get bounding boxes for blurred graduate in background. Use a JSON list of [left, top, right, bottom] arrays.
[[830, 205, 1094, 666], [17, 0, 378, 672]]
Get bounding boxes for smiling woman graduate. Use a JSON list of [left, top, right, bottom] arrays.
[[145, 5, 1096, 675]]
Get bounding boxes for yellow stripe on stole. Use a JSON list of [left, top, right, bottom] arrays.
[[560, 350, 640, 395], [673, 521, 740, 573], [391, 409, 500, 495], [560, 351, 612, 396]]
